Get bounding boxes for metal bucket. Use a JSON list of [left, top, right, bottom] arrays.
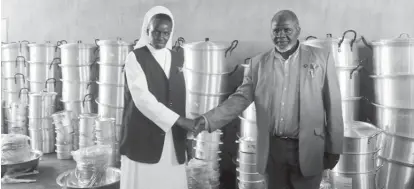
[[1, 61, 29, 78], [342, 97, 361, 122], [42, 128, 55, 154], [373, 103, 414, 139], [371, 74, 414, 109], [115, 124, 122, 142], [242, 103, 256, 123], [96, 82, 124, 107], [97, 62, 125, 85], [59, 42, 97, 65], [96, 39, 133, 63]]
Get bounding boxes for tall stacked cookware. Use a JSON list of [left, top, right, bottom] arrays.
[[183, 38, 238, 189], [95, 39, 133, 166], [304, 30, 382, 189], [365, 33, 414, 189], [1, 42, 30, 134]]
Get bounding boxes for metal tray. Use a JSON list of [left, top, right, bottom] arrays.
[[1, 150, 43, 177], [56, 167, 121, 189]]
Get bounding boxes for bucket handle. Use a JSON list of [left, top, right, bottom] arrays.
[[49, 58, 61, 70], [94, 39, 100, 55], [45, 78, 57, 89], [14, 73, 25, 84], [225, 40, 239, 57], [349, 59, 366, 79], [398, 33, 410, 38], [55, 40, 68, 52], [361, 36, 373, 50], [338, 30, 357, 52], [19, 40, 30, 53], [82, 94, 93, 108], [305, 36, 317, 40], [15, 56, 26, 68], [18, 88, 29, 99]]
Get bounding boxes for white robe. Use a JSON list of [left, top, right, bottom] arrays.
[[120, 44, 188, 189]]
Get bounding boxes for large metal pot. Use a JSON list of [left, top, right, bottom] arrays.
[[28, 42, 59, 63], [97, 62, 125, 85], [96, 100, 124, 125], [365, 33, 414, 75], [1, 60, 28, 77], [242, 102, 256, 122], [182, 38, 238, 73], [61, 80, 96, 101], [96, 39, 133, 64], [238, 151, 257, 164], [59, 41, 97, 65], [183, 68, 235, 95], [3, 73, 28, 92], [328, 169, 377, 189], [196, 130, 223, 143], [28, 92, 44, 118], [59, 63, 96, 81], [28, 61, 56, 81], [333, 151, 379, 173], [97, 82, 124, 107], [186, 92, 230, 116], [239, 116, 258, 139], [2, 88, 29, 106], [193, 139, 222, 151], [371, 74, 414, 109], [336, 65, 363, 98], [376, 157, 414, 189], [61, 98, 96, 117], [236, 168, 264, 182], [380, 132, 414, 165], [28, 78, 60, 93], [343, 121, 382, 154], [302, 30, 360, 67], [1, 42, 30, 61], [373, 103, 414, 139], [342, 96, 362, 122], [236, 137, 257, 153]]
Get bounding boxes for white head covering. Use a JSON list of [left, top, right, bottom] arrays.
[[134, 6, 175, 50]]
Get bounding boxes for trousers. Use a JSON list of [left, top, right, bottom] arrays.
[[266, 136, 323, 189]]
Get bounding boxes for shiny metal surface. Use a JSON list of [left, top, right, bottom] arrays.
[[96, 39, 133, 64], [1, 42, 30, 61], [239, 116, 258, 139], [28, 62, 56, 81], [186, 92, 230, 116], [28, 79, 61, 94], [343, 121, 382, 153], [380, 132, 414, 165], [28, 43, 58, 63], [376, 157, 414, 189], [183, 68, 233, 94], [328, 170, 376, 189], [96, 101, 124, 125], [60, 63, 96, 81], [237, 159, 258, 173], [371, 74, 414, 109], [56, 167, 121, 189], [238, 151, 257, 164], [3, 74, 28, 92], [28, 93, 44, 118], [97, 62, 125, 85], [370, 34, 414, 75], [237, 178, 267, 189], [59, 42, 97, 65], [237, 138, 257, 153], [61, 80, 96, 101], [61, 99, 97, 117], [342, 96, 362, 122], [336, 65, 362, 98], [1, 150, 42, 177], [373, 103, 414, 139], [333, 151, 379, 173], [193, 139, 222, 151], [1, 61, 28, 78], [196, 130, 223, 143], [193, 147, 221, 160], [97, 82, 124, 107], [2, 89, 29, 107], [302, 30, 360, 67], [183, 38, 238, 73], [236, 168, 264, 182]]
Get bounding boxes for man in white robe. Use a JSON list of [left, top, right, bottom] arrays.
[[120, 6, 194, 189]]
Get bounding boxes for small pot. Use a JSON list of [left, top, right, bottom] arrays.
[[332, 151, 379, 173], [343, 121, 382, 153]]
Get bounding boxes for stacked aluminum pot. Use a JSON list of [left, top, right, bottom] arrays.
[[1, 41, 30, 133], [58, 41, 99, 151], [303, 30, 364, 122], [329, 121, 382, 189], [51, 110, 75, 159], [6, 102, 28, 135], [236, 100, 267, 189], [95, 117, 117, 166], [183, 38, 238, 189], [78, 113, 98, 149], [95, 38, 133, 166], [361, 33, 414, 189], [27, 91, 58, 153]]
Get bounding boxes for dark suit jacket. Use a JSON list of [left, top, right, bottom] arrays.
[[203, 44, 344, 176]]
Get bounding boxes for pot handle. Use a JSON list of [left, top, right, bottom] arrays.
[[94, 39, 100, 55], [338, 30, 357, 52], [55, 40, 67, 52], [82, 94, 93, 108], [228, 64, 240, 77], [89, 60, 97, 68], [45, 78, 57, 89], [18, 88, 29, 100], [19, 40, 30, 53], [49, 58, 61, 70], [15, 56, 26, 68], [305, 36, 317, 40], [225, 40, 239, 57], [349, 60, 366, 79], [14, 73, 25, 84], [398, 33, 410, 38], [361, 36, 373, 50]]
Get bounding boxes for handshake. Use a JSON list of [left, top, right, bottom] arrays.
[[176, 116, 208, 137]]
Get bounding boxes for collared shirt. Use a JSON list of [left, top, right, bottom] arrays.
[[272, 45, 301, 138]]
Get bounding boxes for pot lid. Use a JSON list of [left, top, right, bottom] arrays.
[[344, 121, 382, 138], [371, 34, 414, 46], [1, 42, 30, 49], [28, 42, 56, 47], [59, 42, 96, 49], [182, 38, 229, 50], [96, 39, 132, 46]]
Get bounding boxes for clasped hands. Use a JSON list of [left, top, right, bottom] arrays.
[[176, 116, 207, 137]]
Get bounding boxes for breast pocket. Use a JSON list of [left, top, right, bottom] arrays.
[[308, 63, 324, 89]]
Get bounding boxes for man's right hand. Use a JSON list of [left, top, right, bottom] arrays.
[[175, 117, 196, 132]]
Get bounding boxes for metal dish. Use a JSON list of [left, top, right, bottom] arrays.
[[56, 167, 121, 189], [1, 150, 43, 177]]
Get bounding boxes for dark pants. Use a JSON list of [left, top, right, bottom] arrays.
[[266, 136, 322, 189]]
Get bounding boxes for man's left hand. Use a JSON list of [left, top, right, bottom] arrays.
[[193, 117, 206, 137], [324, 152, 340, 170]]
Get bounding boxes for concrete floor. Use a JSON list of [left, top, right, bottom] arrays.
[[2, 153, 76, 189]]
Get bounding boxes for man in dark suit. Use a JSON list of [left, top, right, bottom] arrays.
[[194, 10, 344, 189]]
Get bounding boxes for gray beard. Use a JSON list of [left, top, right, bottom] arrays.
[[275, 44, 293, 53]]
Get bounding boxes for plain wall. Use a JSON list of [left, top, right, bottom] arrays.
[[2, 1, 412, 188]]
